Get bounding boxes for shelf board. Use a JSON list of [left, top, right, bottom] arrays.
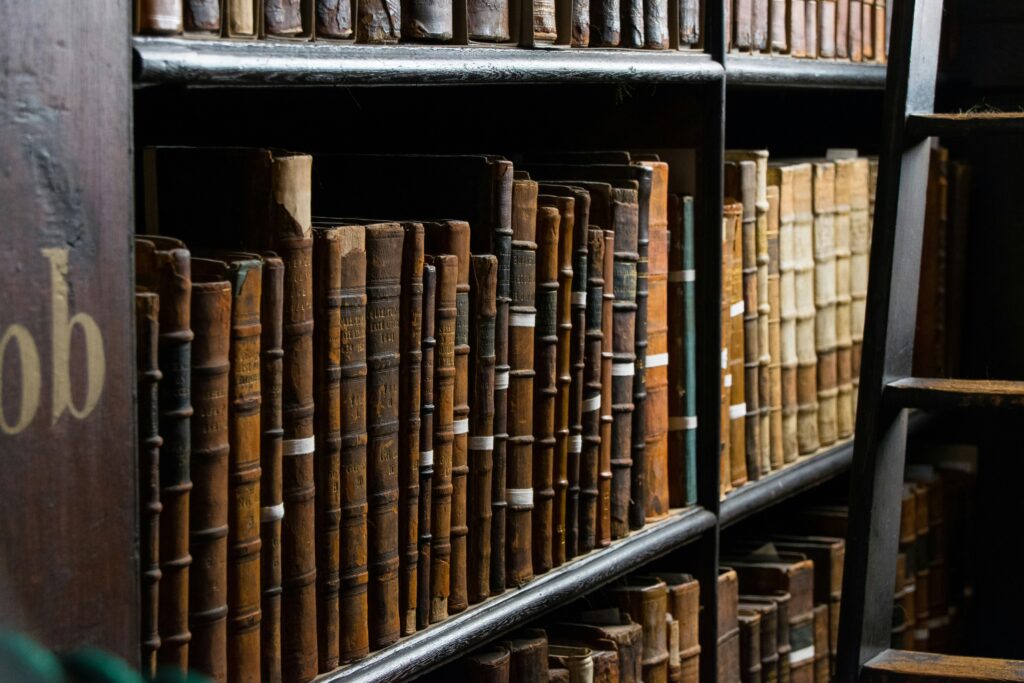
[[133, 37, 724, 86], [726, 54, 887, 89], [318, 506, 716, 682]]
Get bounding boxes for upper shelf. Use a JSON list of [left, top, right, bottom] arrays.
[[726, 53, 887, 89]]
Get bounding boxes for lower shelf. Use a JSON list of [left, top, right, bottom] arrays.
[[321, 506, 716, 682]]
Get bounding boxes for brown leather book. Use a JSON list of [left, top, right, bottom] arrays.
[[507, 177, 537, 587], [259, 253, 285, 682], [717, 569, 741, 683], [136, 0, 183, 34], [739, 609, 762, 683], [611, 578, 670, 683], [681, 0, 700, 45], [644, 0, 669, 47], [467, 255, 498, 604], [429, 254, 458, 622], [316, 0, 352, 38], [425, 221, 471, 614], [590, 0, 621, 46], [836, 0, 849, 57], [460, 646, 511, 682], [135, 290, 163, 678], [550, 645, 596, 681], [576, 610, 644, 683], [765, 187, 785, 471], [640, 161, 670, 521], [805, 0, 817, 56], [629, 182, 649, 535], [310, 228, 344, 671], [812, 605, 827, 683], [599, 230, 616, 547], [581, 228, 606, 553], [873, 0, 885, 63], [766, 167, 798, 463], [570, 0, 590, 45], [417, 263, 437, 630], [752, 0, 768, 50], [539, 194, 574, 567], [266, 0, 304, 36], [849, 158, 870, 411], [741, 592, 791, 683], [184, 0, 220, 32], [848, 0, 862, 61], [720, 211, 733, 497], [668, 196, 698, 507], [724, 200, 748, 488], [653, 573, 700, 683], [788, 0, 806, 56], [187, 262, 231, 683], [356, 0, 401, 42], [861, 0, 873, 60], [832, 159, 854, 440], [401, 0, 452, 41], [733, 0, 751, 49], [533, 0, 558, 42], [533, 205, 561, 575], [818, 0, 836, 56], [468, 0, 511, 41], [136, 238, 193, 675], [767, 0, 785, 50], [619, 0, 643, 47], [810, 162, 837, 447], [739, 600, 779, 683], [504, 629, 550, 683], [363, 223, 403, 648], [399, 224, 425, 633]]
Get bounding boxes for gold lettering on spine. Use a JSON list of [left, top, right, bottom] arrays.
[[0, 325, 41, 434]]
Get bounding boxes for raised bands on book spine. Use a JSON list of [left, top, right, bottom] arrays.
[[598, 230, 615, 547], [668, 196, 698, 507], [766, 188, 785, 471], [630, 179, 650, 532], [417, 264, 436, 630], [137, 0, 183, 34], [812, 162, 838, 448], [581, 228, 605, 552], [316, 0, 353, 38]]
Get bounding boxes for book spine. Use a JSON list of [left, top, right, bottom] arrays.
[[533, 0, 558, 40], [316, 0, 353, 38], [417, 264, 437, 630], [733, 0, 752, 49], [581, 228, 604, 552], [766, 188, 785, 471], [740, 174, 762, 482], [266, 0, 304, 35], [312, 232, 342, 672], [619, 0, 644, 46], [468, 255, 498, 604], [154, 248, 193, 675], [401, 0, 453, 41], [631, 183, 649, 532], [753, 0, 769, 50], [792, 165, 820, 455], [836, 0, 849, 57], [874, 0, 886, 62], [754, 161, 772, 478], [613, 580, 671, 683], [336, 229, 370, 663], [572, 0, 591, 46], [720, 213, 733, 497], [228, 0, 255, 34], [598, 230, 615, 547], [258, 255, 285, 682], [185, 0, 220, 32], [813, 605, 829, 683], [769, 0, 786, 51], [356, 0, 401, 42], [805, 0, 818, 57], [188, 275, 231, 683], [430, 254, 458, 621], [644, 0, 669, 47], [272, 157, 319, 683], [590, 0, 622, 46], [833, 160, 854, 440], [850, 159, 870, 413], [507, 179, 537, 586], [862, 0, 873, 60], [467, 0, 511, 41], [789, 0, 806, 56], [567, 196, 589, 560], [819, 0, 836, 57], [449, 223, 472, 615], [681, 0, 700, 45], [138, 0, 184, 34], [668, 196, 698, 507], [740, 613, 763, 683], [812, 162, 838, 448], [848, 0, 862, 61], [225, 260, 264, 682], [136, 291, 163, 678], [364, 224, 403, 648], [726, 202, 748, 488], [772, 170, 799, 464], [399, 224, 424, 634]]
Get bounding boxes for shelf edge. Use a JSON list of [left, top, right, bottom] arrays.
[[726, 54, 888, 89]]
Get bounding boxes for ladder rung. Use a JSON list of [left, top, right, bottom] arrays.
[[884, 377, 1024, 411], [907, 112, 1024, 138], [863, 649, 1024, 683]]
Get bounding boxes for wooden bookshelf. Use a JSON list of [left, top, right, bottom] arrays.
[[726, 53, 888, 89]]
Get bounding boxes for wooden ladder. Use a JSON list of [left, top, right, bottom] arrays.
[[836, 1, 1024, 682]]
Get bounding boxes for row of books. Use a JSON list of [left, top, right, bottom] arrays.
[[134, 0, 703, 48], [727, 0, 888, 62], [719, 151, 877, 494], [135, 148, 700, 682]]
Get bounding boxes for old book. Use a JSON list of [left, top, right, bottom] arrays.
[[873, 0, 885, 63], [768, 0, 785, 50], [717, 569, 740, 683], [460, 647, 511, 681], [425, 221, 472, 615], [766, 187, 785, 471], [258, 254, 285, 681], [805, 0, 817, 57], [267, 0, 304, 35], [136, 238, 193, 674], [832, 159, 854, 440], [835, 0, 848, 57], [468, 255, 498, 604], [430, 254, 458, 622], [468, 0, 511, 41], [720, 208, 735, 496], [861, 0, 873, 60], [640, 161, 670, 521], [789, 0, 806, 56], [226, 0, 256, 35], [187, 262, 231, 683], [612, 578, 670, 683], [818, 0, 835, 57], [135, 291, 163, 677], [811, 605, 827, 683], [504, 630, 550, 683], [577, 610, 644, 683], [399, 224, 424, 634], [751, 0, 768, 50], [739, 600, 779, 683], [620, 0, 644, 47], [137, 0, 183, 34], [724, 199, 748, 487], [590, 0, 620, 45], [316, 0, 353, 38], [599, 230, 616, 546], [533, 0, 558, 42], [809, 162, 837, 447], [356, 0, 401, 42], [739, 609, 762, 683], [507, 177, 538, 586], [668, 195, 698, 507], [733, 0, 751, 49], [417, 263, 437, 631], [680, 0, 700, 45], [644, 0, 669, 48], [549, 629, 621, 683], [849, 158, 869, 411], [653, 573, 700, 683], [549, 645, 596, 682], [402, 0, 453, 41], [848, 0, 862, 61], [629, 181, 649, 534], [581, 228, 606, 553], [741, 592, 791, 683], [185, 0, 220, 32]]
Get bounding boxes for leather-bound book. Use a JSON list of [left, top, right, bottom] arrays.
[[549, 631, 620, 683], [135, 290, 163, 678], [679, 0, 699, 44], [720, 212, 733, 497], [399, 224, 424, 634], [831, 159, 854, 440], [848, 0, 861, 61], [534, 0, 558, 42], [467, 255, 498, 604], [739, 609, 762, 683], [317, 0, 353, 38], [429, 254, 458, 622], [532, 205, 561, 575], [668, 196, 697, 507], [653, 573, 700, 683], [809, 162, 837, 447], [811, 605, 827, 683], [259, 253, 285, 682], [667, 614, 681, 683], [805, 0, 817, 56], [266, 0, 304, 36], [750, 0, 766, 50], [539, 195, 574, 567], [356, 0, 401, 42], [571, 0, 590, 45], [629, 181, 650, 534], [873, 0, 885, 62], [723, 200, 747, 488], [417, 263, 437, 630], [640, 161, 669, 521], [741, 593, 791, 683], [185, 0, 220, 32], [590, 0, 621, 46], [363, 223, 403, 647], [310, 228, 344, 671], [612, 578, 670, 683], [620, 0, 644, 47], [717, 569, 741, 683], [861, 0, 873, 60], [766, 187, 784, 471], [768, 0, 785, 51], [137, 0, 183, 34], [492, 166, 514, 598], [226, 0, 255, 35], [818, 0, 835, 56], [425, 221, 471, 614], [187, 262, 232, 683], [644, 0, 669, 47], [733, 0, 751, 49], [507, 177, 538, 586], [577, 609, 644, 683], [581, 228, 605, 553], [468, 0, 511, 41], [503, 629, 550, 683], [550, 645, 596, 682], [849, 159, 869, 411], [599, 230, 615, 547], [460, 646, 511, 682], [402, 0, 453, 41], [836, 0, 848, 57], [788, 0, 806, 56], [766, 167, 798, 463], [136, 238, 193, 674], [739, 600, 779, 683]]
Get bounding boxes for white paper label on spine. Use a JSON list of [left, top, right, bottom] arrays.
[[494, 370, 509, 390], [583, 395, 602, 413], [612, 362, 635, 377], [506, 488, 534, 506], [509, 312, 536, 328], [261, 503, 285, 523], [669, 269, 696, 283], [453, 419, 469, 435], [420, 450, 434, 466], [568, 435, 582, 453], [282, 436, 315, 456], [573, 292, 587, 306], [730, 300, 745, 317], [789, 646, 815, 665], [468, 436, 494, 451], [669, 416, 698, 431], [646, 352, 669, 368], [724, 373, 733, 388], [729, 403, 746, 419], [721, 349, 728, 368]]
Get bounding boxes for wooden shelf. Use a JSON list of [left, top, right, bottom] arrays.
[[317, 507, 717, 683], [726, 54, 887, 89], [133, 37, 724, 86]]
